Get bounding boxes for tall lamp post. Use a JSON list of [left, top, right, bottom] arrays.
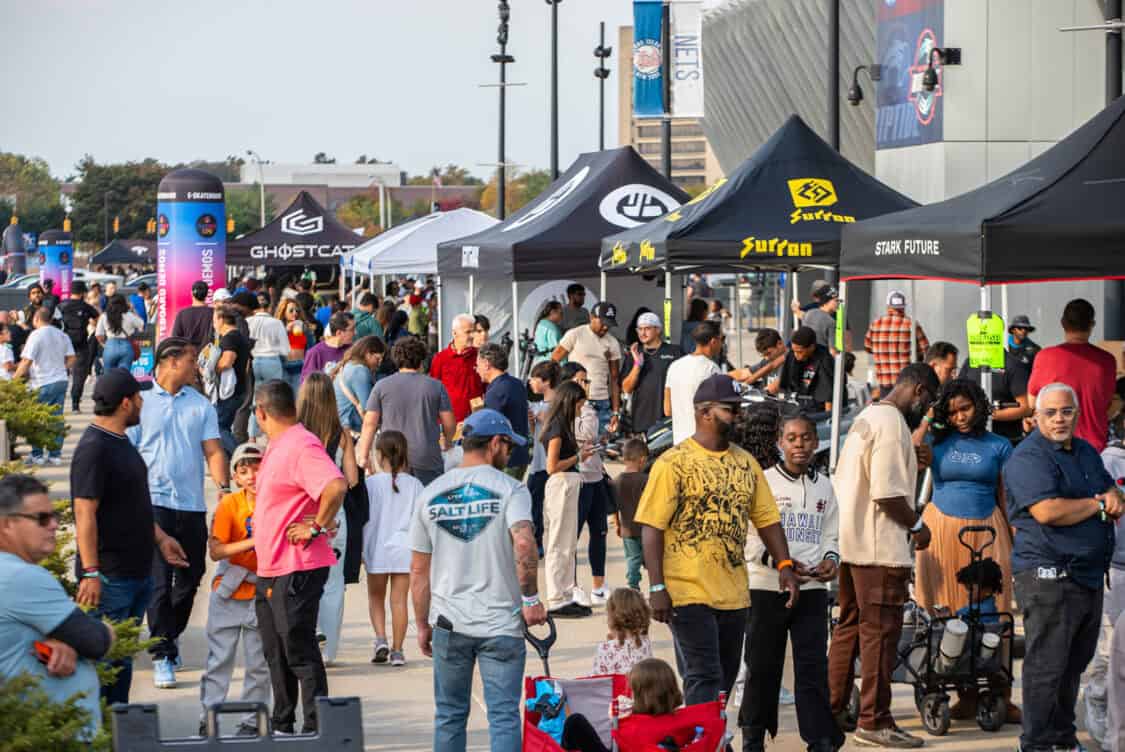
[[594, 22, 612, 150], [492, 2, 516, 220], [245, 149, 266, 228], [546, 0, 562, 179]]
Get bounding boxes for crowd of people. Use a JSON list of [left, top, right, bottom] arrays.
[[0, 270, 1123, 752]]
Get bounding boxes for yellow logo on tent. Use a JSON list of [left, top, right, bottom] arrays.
[[788, 178, 838, 207], [611, 242, 628, 265], [639, 240, 656, 262], [665, 178, 728, 223], [740, 236, 813, 259]]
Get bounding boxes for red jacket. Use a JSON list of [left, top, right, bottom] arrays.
[[429, 344, 484, 422]]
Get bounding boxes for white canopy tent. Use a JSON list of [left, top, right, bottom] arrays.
[[341, 208, 498, 275]]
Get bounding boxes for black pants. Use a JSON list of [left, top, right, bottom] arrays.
[[576, 478, 609, 578], [70, 343, 95, 409], [1014, 570, 1103, 752], [671, 603, 748, 706], [561, 714, 610, 752], [256, 568, 330, 733], [146, 507, 207, 660], [528, 470, 547, 551], [739, 589, 842, 750]]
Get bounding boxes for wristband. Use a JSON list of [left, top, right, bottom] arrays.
[[310, 522, 325, 539], [81, 568, 100, 579], [776, 559, 794, 572], [649, 583, 667, 594], [521, 594, 541, 608], [908, 517, 925, 535], [823, 552, 840, 564], [1098, 498, 1108, 522]]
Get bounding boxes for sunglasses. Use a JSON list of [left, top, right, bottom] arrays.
[[6, 511, 59, 527]]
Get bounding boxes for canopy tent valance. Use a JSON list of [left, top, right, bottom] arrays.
[[343, 208, 497, 275]]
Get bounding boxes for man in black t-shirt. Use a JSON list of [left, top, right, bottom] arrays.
[[769, 326, 835, 411], [621, 312, 681, 434], [170, 281, 214, 351], [71, 369, 189, 705], [214, 306, 251, 454], [960, 350, 1033, 443], [58, 281, 101, 412]]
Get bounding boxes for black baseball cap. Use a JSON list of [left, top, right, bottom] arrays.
[[591, 301, 618, 326], [693, 373, 744, 405], [92, 368, 152, 410], [71, 280, 88, 295]]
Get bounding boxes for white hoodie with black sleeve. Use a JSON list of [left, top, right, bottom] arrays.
[[745, 464, 840, 592]]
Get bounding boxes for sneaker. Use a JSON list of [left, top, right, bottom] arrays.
[[371, 637, 389, 664], [47, 457, 62, 467], [172, 654, 183, 670], [389, 650, 405, 667], [834, 708, 857, 733], [590, 587, 609, 606], [779, 686, 796, 705], [549, 602, 593, 619], [153, 657, 177, 689], [573, 587, 592, 607], [25, 455, 45, 467], [853, 725, 924, 748], [235, 723, 260, 737]]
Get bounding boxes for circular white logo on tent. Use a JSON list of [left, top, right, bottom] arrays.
[[502, 166, 590, 232], [598, 185, 682, 228]]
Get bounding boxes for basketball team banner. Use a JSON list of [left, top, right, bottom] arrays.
[[670, 0, 704, 118], [633, 0, 665, 118]]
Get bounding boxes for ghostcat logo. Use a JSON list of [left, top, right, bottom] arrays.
[[281, 209, 324, 236]]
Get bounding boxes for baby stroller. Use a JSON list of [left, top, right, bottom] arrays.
[[522, 618, 729, 752], [890, 525, 1015, 736]]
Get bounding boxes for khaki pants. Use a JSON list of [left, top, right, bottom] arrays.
[[543, 472, 582, 610]]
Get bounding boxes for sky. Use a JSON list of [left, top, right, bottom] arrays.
[[0, 0, 715, 183]]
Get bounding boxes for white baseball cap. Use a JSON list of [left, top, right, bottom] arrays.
[[637, 312, 662, 329], [213, 288, 232, 302], [886, 290, 906, 308]]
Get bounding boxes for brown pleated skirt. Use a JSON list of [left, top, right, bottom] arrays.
[[913, 502, 1013, 614]]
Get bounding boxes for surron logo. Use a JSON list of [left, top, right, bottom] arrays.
[[280, 209, 324, 236]]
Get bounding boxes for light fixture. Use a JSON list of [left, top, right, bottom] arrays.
[[847, 64, 883, 106]]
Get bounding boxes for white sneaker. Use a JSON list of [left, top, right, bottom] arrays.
[[573, 587, 592, 607], [47, 457, 62, 467], [779, 686, 796, 705], [590, 587, 609, 606], [25, 456, 45, 467]]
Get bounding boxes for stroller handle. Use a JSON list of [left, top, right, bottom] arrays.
[[524, 615, 558, 672], [957, 524, 996, 553]]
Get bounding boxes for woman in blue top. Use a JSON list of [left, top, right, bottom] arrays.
[[915, 379, 1014, 617], [333, 335, 387, 433], [533, 301, 564, 365]]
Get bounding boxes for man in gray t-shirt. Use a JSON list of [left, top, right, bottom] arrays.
[[356, 337, 456, 486], [410, 409, 545, 751], [803, 282, 840, 355]]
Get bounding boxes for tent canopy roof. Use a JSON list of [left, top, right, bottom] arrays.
[[91, 238, 155, 266], [840, 95, 1125, 284], [437, 147, 688, 281], [343, 208, 497, 276], [227, 191, 363, 267], [599, 115, 918, 275]]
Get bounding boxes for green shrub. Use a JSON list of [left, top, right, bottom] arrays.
[[0, 379, 66, 453]]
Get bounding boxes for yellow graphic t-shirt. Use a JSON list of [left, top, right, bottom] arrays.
[[634, 438, 780, 610]]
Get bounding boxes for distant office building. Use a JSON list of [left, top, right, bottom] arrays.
[[239, 162, 403, 188], [617, 26, 723, 190]]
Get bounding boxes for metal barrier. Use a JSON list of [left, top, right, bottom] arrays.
[[111, 697, 364, 750]]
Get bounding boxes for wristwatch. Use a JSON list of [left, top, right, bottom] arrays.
[[907, 517, 925, 536]]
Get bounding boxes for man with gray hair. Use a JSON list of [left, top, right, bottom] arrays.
[[1004, 382, 1124, 752], [476, 342, 530, 480], [430, 313, 484, 423]]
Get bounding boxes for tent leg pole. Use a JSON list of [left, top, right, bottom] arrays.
[[351, 268, 356, 307], [981, 285, 993, 422], [664, 270, 672, 343], [600, 271, 606, 302], [1000, 284, 1009, 338], [469, 275, 475, 317], [790, 271, 799, 335], [734, 277, 743, 367], [437, 277, 444, 347], [909, 280, 918, 361], [830, 280, 846, 473], [511, 280, 519, 374]]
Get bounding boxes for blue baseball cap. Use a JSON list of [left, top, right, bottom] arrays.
[[463, 408, 528, 445]]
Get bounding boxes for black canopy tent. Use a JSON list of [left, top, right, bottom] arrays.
[[599, 115, 918, 275], [226, 191, 363, 270], [91, 239, 155, 267]]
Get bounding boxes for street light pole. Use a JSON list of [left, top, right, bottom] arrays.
[[594, 22, 612, 151], [829, 0, 840, 150], [492, 2, 516, 220], [661, 1, 672, 179], [246, 149, 266, 228], [547, 0, 562, 179]]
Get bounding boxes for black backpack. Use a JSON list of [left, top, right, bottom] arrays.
[[60, 301, 94, 350]]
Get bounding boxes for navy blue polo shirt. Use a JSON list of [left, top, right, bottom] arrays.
[[484, 372, 531, 468], [1004, 429, 1116, 589]]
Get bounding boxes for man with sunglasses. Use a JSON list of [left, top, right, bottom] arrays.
[[828, 362, 938, 748], [1004, 383, 1124, 752], [0, 474, 116, 740]]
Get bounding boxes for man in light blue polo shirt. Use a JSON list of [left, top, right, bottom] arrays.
[[129, 337, 229, 690]]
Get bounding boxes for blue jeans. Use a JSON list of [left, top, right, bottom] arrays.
[[31, 380, 67, 459], [215, 394, 241, 455], [248, 356, 285, 437], [102, 338, 134, 372], [282, 359, 303, 394], [94, 575, 154, 706], [622, 536, 644, 589], [432, 627, 524, 752], [589, 398, 612, 436]]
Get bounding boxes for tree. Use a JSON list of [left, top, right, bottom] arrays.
[[184, 155, 245, 183], [407, 164, 484, 186], [224, 187, 276, 236], [313, 152, 336, 164], [67, 156, 168, 244], [0, 152, 65, 234], [335, 194, 404, 237], [478, 168, 552, 216]]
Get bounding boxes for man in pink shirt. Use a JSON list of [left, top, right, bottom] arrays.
[[1028, 299, 1117, 452], [251, 380, 347, 734]]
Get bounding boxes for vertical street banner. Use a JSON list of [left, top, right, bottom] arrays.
[[876, 0, 945, 149], [670, 0, 704, 118], [633, 0, 665, 118]]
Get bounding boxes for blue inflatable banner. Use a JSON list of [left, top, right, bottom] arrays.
[[633, 0, 665, 118]]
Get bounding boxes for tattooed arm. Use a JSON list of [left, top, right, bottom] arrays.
[[511, 520, 547, 626]]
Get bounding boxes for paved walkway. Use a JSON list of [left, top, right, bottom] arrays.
[[34, 391, 1100, 751]]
